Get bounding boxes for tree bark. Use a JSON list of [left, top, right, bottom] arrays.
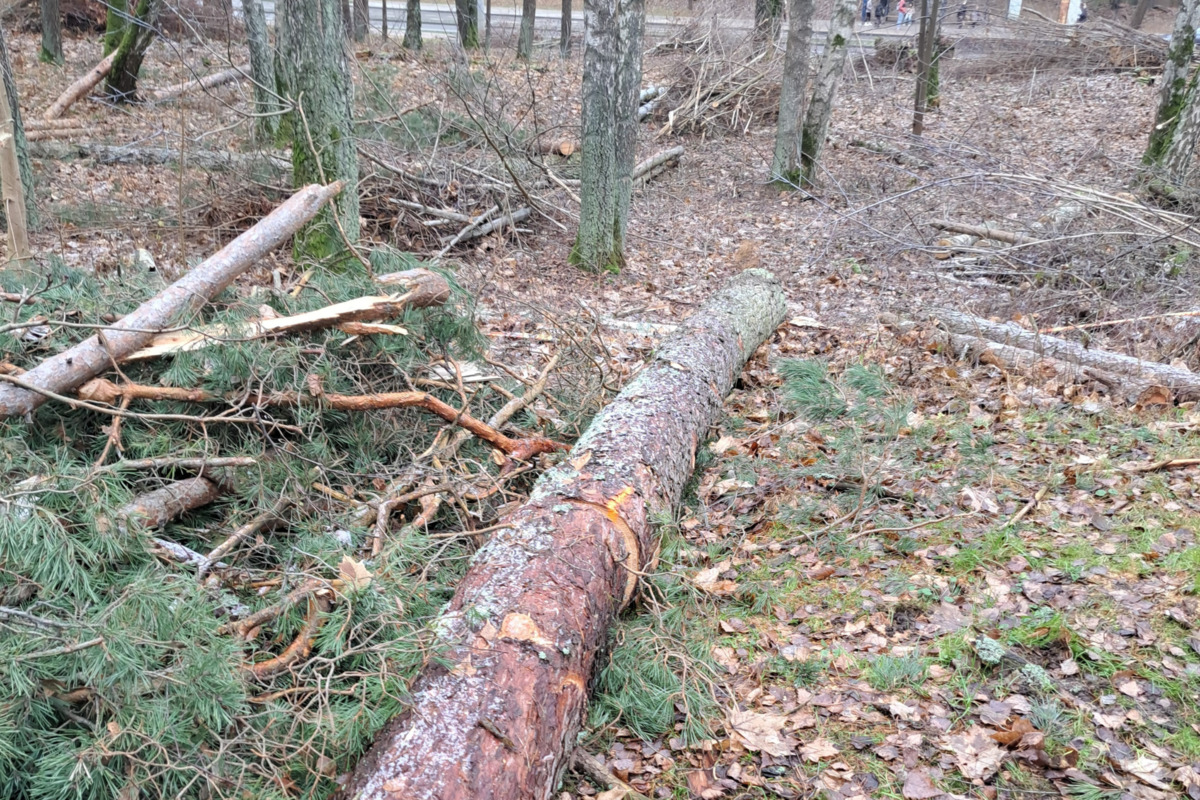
[[119, 477, 222, 530], [242, 0, 279, 142], [933, 308, 1200, 399], [354, 0, 370, 40], [335, 269, 787, 800], [277, 0, 360, 259], [518, 0, 537, 58], [572, 0, 645, 273], [771, 0, 816, 183], [799, 0, 855, 187], [561, 0, 573, 56], [0, 25, 35, 263], [1162, 70, 1200, 183], [912, 0, 941, 135], [456, 0, 479, 48], [0, 60, 31, 274], [1130, 0, 1152, 27], [105, 0, 161, 102], [1145, 0, 1200, 166], [43, 53, 116, 120], [404, 0, 422, 47], [0, 183, 343, 420], [104, 0, 127, 55], [754, 0, 784, 46], [28, 140, 290, 171], [147, 65, 247, 103], [40, 0, 63, 65]]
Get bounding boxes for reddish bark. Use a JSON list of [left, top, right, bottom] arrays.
[[336, 269, 786, 800], [117, 477, 222, 529]]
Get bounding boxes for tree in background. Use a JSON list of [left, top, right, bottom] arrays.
[[754, 0, 784, 46], [771, 0, 816, 183], [353, 0, 369, 40], [105, 0, 161, 101], [1144, 0, 1200, 168], [912, 0, 942, 135], [561, 0, 573, 56], [456, 0, 480, 48], [39, 0, 63, 65], [277, 0, 360, 259], [800, 0, 856, 186], [104, 0, 126, 54], [572, 0, 645, 272], [404, 0, 422, 48], [243, 0, 279, 143], [0, 25, 34, 279], [518, 0, 537, 59]]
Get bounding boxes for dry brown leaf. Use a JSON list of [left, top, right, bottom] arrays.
[[338, 556, 372, 590], [944, 725, 1005, 781], [902, 770, 943, 799], [726, 709, 798, 757], [799, 737, 839, 762]]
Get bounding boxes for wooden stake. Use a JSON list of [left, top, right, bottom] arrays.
[[0, 75, 30, 266]]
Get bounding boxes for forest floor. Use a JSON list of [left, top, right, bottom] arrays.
[[6, 18, 1200, 800]]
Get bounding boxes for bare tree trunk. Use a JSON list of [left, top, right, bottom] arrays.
[[0, 25, 35, 250], [572, 0, 645, 273], [0, 42, 31, 276], [561, 0, 573, 56], [1130, 0, 1152, 27], [334, 269, 787, 800], [381, 0, 388, 38], [39, 0, 63, 64], [1145, 0, 1200, 166], [800, 0, 855, 186], [353, 0, 370, 40], [486, 0, 493, 47], [278, 0, 360, 259], [0, 183, 343, 419], [105, 0, 161, 102], [456, 0, 479, 47], [518, 0, 537, 58], [912, 0, 940, 134], [754, 0, 784, 45], [770, 0, 815, 183], [44, 53, 115, 119], [242, 0, 279, 143], [404, 0, 422, 47]]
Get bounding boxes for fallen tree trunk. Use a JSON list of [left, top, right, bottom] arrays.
[[933, 308, 1200, 400], [118, 476, 221, 530], [929, 220, 1040, 246], [0, 182, 342, 419], [147, 65, 248, 103], [43, 52, 116, 119], [336, 269, 786, 800], [632, 145, 684, 187], [27, 140, 291, 172]]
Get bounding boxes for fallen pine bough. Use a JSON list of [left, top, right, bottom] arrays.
[[336, 269, 786, 800]]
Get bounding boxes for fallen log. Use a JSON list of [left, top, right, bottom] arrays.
[[933, 308, 1200, 401], [929, 220, 1040, 246], [27, 141, 291, 172], [25, 127, 88, 142], [118, 476, 222, 530], [335, 269, 786, 800], [0, 182, 342, 419], [43, 53, 116, 120], [122, 269, 449, 361], [147, 65, 248, 103]]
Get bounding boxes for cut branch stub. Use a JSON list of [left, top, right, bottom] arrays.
[[337, 269, 786, 800]]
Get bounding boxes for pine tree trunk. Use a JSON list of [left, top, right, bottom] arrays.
[[243, 0, 279, 143], [1130, 0, 1152, 27], [278, 0, 360, 260], [39, 0, 63, 65], [1146, 0, 1200, 166], [0, 25, 35, 242], [561, 0, 573, 56], [334, 269, 787, 800], [105, 0, 161, 102], [517, 0, 537, 58], [353, 0, 370, 40], [799, 0, 854, 186], [572, 0, 644, 273], [404, 0, 422, 48], [104, 0, 126, 55], [771, 0, 815, 183], [456, 0, 479, 48]]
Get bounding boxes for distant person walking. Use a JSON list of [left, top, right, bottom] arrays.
[[957, 1, 968, 25], [1077, 2, 1088, 21], [897, 0, 910, 26], [862, 0, 871, 24]]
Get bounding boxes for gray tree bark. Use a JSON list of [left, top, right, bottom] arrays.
[[561, 0, 573, 56], [1130, 0, 1152, 28], [1162, 71, 1200, 183], [912, 0, 941, 135], [1145, 0, 1200, 166], [381, 0, 388, 38], [242, 0, 279, 143], [334, 269, 787, 800], [455, 0, 479, 47], [572, 0, 645, 272], [40, 0, 63, 65], [0, 26, 35, 238], [404, 0, 422, 47], [518, 0, 537, 58], [105, 0, 161, 102], [353, 0, 370, 40], [770, 0, 815, 183], [799, 0, 854, 186], [277, 0, 360, 259]]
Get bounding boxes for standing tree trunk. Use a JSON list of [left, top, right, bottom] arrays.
[[104, 0, 127, 55], [561, 0, 573, 56], [353, 0, 370, 39], [40, 0, 63, 64], [912, 0, 941, 134], [1145, 0, 1200, 167], [518, 0, 537, 58], [0, 28, 32, 279], [456, 0, 479, 48], [771, 0, 816, 184], [754, 0, 784, 46], [800, 0, 855, 186], [0, 26, 35, 239], [105, 0, 161, 102], [1130, 0, 1152, 27], [334, 269, 788, 800], [1161, 71, 1200, 183], [404, 0, 422, 47], [381, 0, 388, 39], [277, 0, 360, 260], [486, 0, 493, 48], [572, 0, 645, 273], [243, 0, 279, 143]]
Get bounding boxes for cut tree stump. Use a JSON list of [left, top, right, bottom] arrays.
[[0, 182, 343, 419], [336, 269, 786, 800]]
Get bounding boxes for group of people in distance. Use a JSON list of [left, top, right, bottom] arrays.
[[860, 0, 912, 26]]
